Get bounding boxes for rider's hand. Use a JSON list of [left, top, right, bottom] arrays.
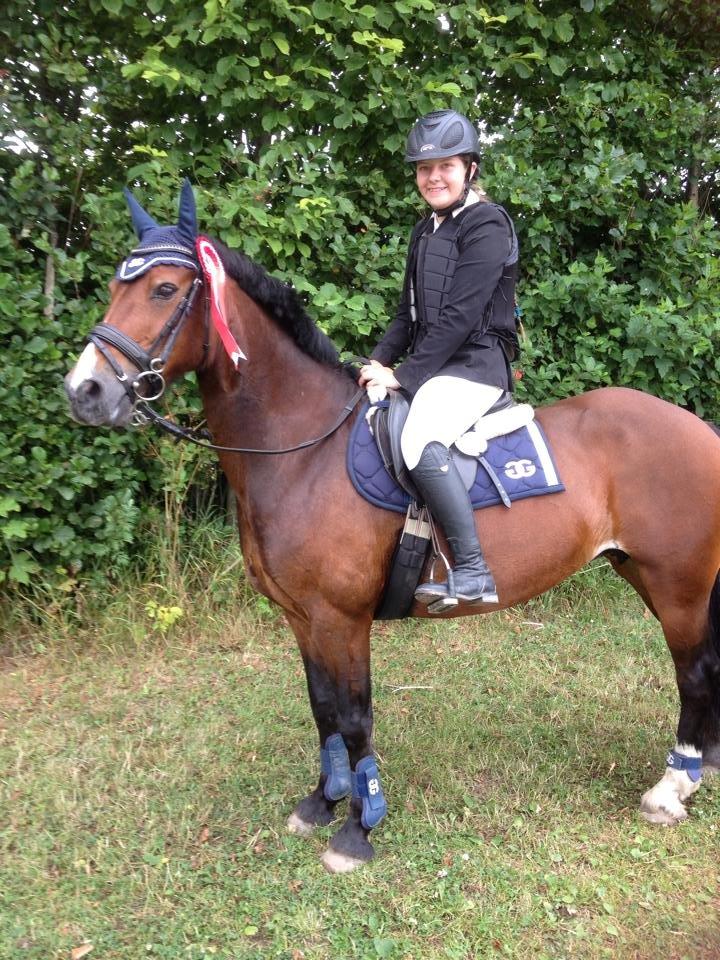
[[359, 361, 400, 392], [358, 359, 381, 386]]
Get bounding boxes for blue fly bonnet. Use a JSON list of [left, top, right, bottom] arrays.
[[116, 179, 199, 281]]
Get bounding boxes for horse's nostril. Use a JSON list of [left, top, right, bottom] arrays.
[[78, 378, 102, 400]]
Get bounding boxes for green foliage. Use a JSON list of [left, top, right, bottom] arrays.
[[0, 214, 148, 585], [1, 0, 719, 582]]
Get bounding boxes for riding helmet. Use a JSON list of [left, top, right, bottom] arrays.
[[405, 110, 481, 164]]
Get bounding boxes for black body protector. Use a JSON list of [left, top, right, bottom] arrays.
[[409, 204, 521, 380]]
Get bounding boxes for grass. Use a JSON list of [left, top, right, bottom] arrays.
[[1, 526, 719, 960]]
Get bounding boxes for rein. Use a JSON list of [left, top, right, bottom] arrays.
[[137, 388, 365, 455], [88, 271, 365, 454]]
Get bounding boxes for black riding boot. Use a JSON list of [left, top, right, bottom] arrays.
[[410, 441, 498, 605]]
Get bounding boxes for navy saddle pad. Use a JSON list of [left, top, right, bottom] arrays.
[[347, 402, 565, 514]]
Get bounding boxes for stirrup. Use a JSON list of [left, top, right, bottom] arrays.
[[415, 579, 459, 614], [416, 539, 459, 614], [427, 594, 459, 614], [415, 584, 460, 614], [426, 569, 460, 615], [419, 566, 498, 612]]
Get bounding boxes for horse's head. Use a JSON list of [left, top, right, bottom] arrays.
[[65, 180, 208, 427]]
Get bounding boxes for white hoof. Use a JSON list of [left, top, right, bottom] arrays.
[[320, 847, 368, 874], [640, 788, 688, 825], [287, 812, 316, 837]]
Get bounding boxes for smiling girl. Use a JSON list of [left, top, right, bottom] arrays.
[[360, 110, 519, 607]]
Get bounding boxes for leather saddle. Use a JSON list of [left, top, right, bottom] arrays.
[[370, 390, 535, 506]]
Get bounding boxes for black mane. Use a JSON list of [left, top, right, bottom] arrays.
[[213, 239, 342, 369]]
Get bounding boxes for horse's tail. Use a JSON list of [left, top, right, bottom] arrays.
[[709, 571, 720, 661], [709, 418, 720, 659]]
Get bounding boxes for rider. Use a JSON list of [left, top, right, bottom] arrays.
[[360, 109, 519, 606]]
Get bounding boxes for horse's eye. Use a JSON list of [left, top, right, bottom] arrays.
[[153, 282, 178, 299]]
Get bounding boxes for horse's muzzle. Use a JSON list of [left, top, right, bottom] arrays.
[[64, 368, 134, 427]]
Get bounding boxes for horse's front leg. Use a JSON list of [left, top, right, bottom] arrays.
[[285, 612, 386, 873], [286, 652, 355, 835]]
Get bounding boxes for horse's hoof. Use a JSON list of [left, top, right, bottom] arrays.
[[287, 812, 316, 836], [640, 805, 687, 826], [640, 788, 688, 826], [320, 847, 369, 874]]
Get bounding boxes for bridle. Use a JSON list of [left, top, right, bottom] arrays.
[[88, 276, 206, 427], [86, 268, 364, 454]]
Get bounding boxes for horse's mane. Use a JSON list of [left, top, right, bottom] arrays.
[[213, 239, 342, 369]]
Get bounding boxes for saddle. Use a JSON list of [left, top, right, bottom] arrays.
[[352, 392, 564, 620], [371, 391, 535, 505]]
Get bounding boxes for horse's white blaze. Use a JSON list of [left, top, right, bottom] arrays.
[[640, 742, 702, 825], [68, 343, 101, 389]]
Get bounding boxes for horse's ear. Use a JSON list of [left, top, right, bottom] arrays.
[[177, 178, 198, 242], [123, 187, 159, 240]]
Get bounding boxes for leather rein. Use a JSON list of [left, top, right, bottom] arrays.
[[87, 274, 364, 455]]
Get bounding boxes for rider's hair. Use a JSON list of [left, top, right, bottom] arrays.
[[458, 154, 490, 201]]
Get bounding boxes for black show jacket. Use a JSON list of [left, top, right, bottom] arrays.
[[371, 201, 518, 397]]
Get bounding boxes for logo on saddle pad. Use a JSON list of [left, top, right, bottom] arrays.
[[504, 458, 536, 480]]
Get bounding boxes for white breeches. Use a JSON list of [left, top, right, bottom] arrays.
[[400, 376, 503, 470]]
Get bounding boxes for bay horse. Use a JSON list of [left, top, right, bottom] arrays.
[[65, 183, 720, 873]]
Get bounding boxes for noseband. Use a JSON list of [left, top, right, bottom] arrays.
[[87, 277, 206, 426]]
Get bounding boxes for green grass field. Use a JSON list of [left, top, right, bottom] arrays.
[[2, 538, 719, 960]]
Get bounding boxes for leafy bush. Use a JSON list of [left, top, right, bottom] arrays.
[[1, 0, 718, 585]]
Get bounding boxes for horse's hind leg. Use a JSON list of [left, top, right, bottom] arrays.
[[640, 648, 709, 824], [640, 578, 720, 824], [700, 574, 720, 774]]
